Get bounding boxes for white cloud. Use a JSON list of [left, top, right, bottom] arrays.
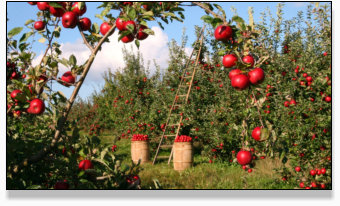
[[34, 26, 174, 83]]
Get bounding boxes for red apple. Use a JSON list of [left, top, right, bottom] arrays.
[[321, 168, 326, 174], [62, 12, 78, 29], [214, 25, 232, 41], [236, 150, 252, 165], [28, 2, 37, 5], [78, 159, 93, 170], [324, 96, 331, 103], [34, 21, 45, 31], [222, 54, 238, 68], [49, 3, 66, 17], [242, 55, 254, 67], [310, 169, 316, 176], [228, 69, 242, 80], [37, 2, 49, 11], [27, 98, 45, 115], [61, 71, 75, 85], [10, 90, 23, 102], [136, 25, 149, 40], [295, 166, 301, 172], [251, 127, 261, 141], [100, 22, 112, 35], [116, 18, 126, 31], [299, 182, 305, 188], [121, 34, 135, 43], [306, 76, 313, 82], [284, 101, 290, 107], [290, 99, 297, 105], [72, 2, 87, 16], [79, 17, 91, 31], [248, 67, 264, 84], [231, 74, 249, 90]]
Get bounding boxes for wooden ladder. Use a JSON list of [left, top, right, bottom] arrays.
[[152, 27, 205, 165]]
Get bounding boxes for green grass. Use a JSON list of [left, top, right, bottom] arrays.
[[98, 133, 295, 189]]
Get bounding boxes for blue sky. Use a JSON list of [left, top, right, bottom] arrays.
[[7, 1, 315, 100]]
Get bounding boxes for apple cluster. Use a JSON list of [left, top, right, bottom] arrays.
[[214, 25, 265, 90], [29, 2, 92, 31], [6, 61, 20, 80], [109, 17, 149, 43], [174, 135, 193, 142], [224, 54, 265, 90], [131, 134, 149, 141]]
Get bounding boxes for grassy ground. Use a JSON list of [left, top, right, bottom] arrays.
[[99, 133, 295, 189]]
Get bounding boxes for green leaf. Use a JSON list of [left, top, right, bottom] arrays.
[[92, 23, 100, 34], [25, 19, 35, 26], [79, 178, 88, 183], [232, 16, 245, 24], [78, 2, 85, 10], [157, 22, 164, 30], [127, 7, 137, 20], [142, 29, 154, 35], [26, 185, 42, 189], [95, 14, 104, 21], [19, 32, 34, 43], [218, 50, 225, 56], [69, 54, 77, 66], [125, 24, 135, 33], [49, 2, 64, 8], [213, 4, 226, 20], [78, 170, 85, 177], [8, 27, 23, 38], [201, 15, 214, 24], [135, 39, 140, 49], [143, 11, 154, 17], [260, 128, 270, 141]]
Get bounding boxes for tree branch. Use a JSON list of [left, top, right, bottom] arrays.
[[77, 25, 94, 52], [38, 19, 60, 67], [192, 2, 227, 25]]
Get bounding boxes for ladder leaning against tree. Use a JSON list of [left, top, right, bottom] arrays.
[[152, 26, 206, 165]]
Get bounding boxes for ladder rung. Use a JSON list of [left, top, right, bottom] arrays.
[[160, 145, 173, 149], [173, 104, 182, 107], [162, 134, 177, 137], [183, 76, 193, 78], [157, 156, 170, 159], [167, 124, 180, 127], [177, 95, 187, 97]]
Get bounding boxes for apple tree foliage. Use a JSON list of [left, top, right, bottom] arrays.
[[69, 3, 331, 189]]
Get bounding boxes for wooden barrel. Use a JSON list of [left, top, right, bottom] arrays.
[[131, 141, 150, 164], [173, 142, 193, 171]]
